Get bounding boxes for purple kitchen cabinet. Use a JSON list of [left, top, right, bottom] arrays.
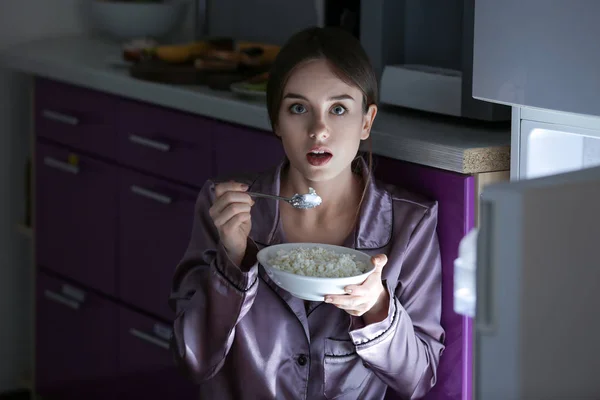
[[118, 168, 198, 320], [35, 78, 117, 159], [116, 306, 197, 399], [373, 156, 475, 400], [116, 99, 214, 188], [35, 141, 118, 296], [214, 122, 286, 178], [36, 271, 119, 400]]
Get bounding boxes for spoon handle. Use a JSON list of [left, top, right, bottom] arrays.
[[247, 191, 290, 203]]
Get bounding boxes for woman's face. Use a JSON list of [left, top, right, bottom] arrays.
[[275, 59, 377, 183]]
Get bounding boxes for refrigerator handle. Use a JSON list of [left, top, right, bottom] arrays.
[[476, 200, 495, 333]]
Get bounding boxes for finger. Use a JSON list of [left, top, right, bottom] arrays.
[[371, 254, 388, 273], [344, 269, 381, 295], [211, 191, 254, 216], [332, 302, 368, 316], [325, 294, 366, 310], [345, 309, 364, 317], [219, 212, 251, 236], [215, 181, 249, 198], [343, 282, 370, 296], [212, 202, 252, 227]]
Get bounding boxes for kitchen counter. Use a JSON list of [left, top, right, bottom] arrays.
[[0, 35, 510, 174]]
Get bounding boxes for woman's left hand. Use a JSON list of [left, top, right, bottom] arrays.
[[325, 254, 390, 320]]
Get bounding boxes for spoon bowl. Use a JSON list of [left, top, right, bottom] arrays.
[[247, 187, 322, 209]]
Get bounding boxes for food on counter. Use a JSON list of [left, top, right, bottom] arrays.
[[122, 38, 158, 62], [126, 37, 234, 64], [239, 47, 265, 67], [155, 41, 211, 63], [242, 81, 268, 92], [229, 71, 270, 97], [237, 41, 281, 65], [242, 71, 269, 91], [124, 37, 280, 71], [194, 49, 239, 70], [193, 47, 262, 71], [194, 58, 239, 71], [247, 71, 269, 82], [194, 43, 280, 71]]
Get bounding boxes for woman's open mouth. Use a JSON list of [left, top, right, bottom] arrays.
[[306, 149, 333, 166]]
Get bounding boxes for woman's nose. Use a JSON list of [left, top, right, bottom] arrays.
[[308, 118, 329, 140]]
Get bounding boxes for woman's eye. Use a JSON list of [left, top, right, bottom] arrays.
[[331, 105, 347, 115], [289, 104, 307, 114]]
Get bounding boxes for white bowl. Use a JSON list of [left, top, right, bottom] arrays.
[[257, 243, 375, 301], [88, 0, 187, 41]]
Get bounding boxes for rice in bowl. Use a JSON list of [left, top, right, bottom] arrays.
[[268, 247, 367, 278]]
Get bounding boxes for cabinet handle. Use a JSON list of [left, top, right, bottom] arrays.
[[130, 185, 172, 204], [44, 290, 80, 310], [129, 328, 169, 350], [128, 135, 171, 152], [43, 157, 79, 174], [42, 109, 79, 126]]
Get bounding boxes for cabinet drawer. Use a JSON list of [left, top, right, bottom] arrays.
[[118, 169, 197, 319], [35, 78, 116, 159], [214, 122, 285, 177], [36, 271, 119, 400], [35, 141, 118, 296], [117, 99, 213, 188], [117, 306, 196, 399]]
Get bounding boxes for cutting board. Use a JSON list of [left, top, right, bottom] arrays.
[[130, 58, 271, 90]]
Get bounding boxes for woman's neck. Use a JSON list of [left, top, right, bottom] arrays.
[[280, 162, 364, 222]]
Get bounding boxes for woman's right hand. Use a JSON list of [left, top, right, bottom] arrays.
[[209, 181, 254, 266]]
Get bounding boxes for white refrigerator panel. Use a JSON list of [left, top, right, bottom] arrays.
[[520, 120, 600, 179], [476, 165, 600, 400]]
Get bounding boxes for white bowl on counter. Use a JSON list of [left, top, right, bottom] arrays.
[[257, 243, 375, 301], [88, 0, 188, 41]]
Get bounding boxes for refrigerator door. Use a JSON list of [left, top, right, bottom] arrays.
[[472, 0, 600, 117], [475, 165, 600, 400]]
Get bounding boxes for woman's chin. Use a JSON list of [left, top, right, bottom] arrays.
[[299, 166, 343, 184], [286, 157, 349, 183]]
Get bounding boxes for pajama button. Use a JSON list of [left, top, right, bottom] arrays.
[[297, 355, 308, 366]]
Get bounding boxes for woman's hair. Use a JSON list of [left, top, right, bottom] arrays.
[[266, 26, 379, 235], [266, 26, 378, 128]]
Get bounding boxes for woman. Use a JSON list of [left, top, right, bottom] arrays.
[[169, 26, 445, 400]]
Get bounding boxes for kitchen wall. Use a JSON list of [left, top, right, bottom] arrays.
[[0, 0, 195, 393], [208, 0, 319, 45]]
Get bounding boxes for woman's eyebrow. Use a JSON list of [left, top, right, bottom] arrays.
[[283, 93, 355, 101]]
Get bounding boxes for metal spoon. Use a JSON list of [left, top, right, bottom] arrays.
[[248, 187, 322, 209]]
